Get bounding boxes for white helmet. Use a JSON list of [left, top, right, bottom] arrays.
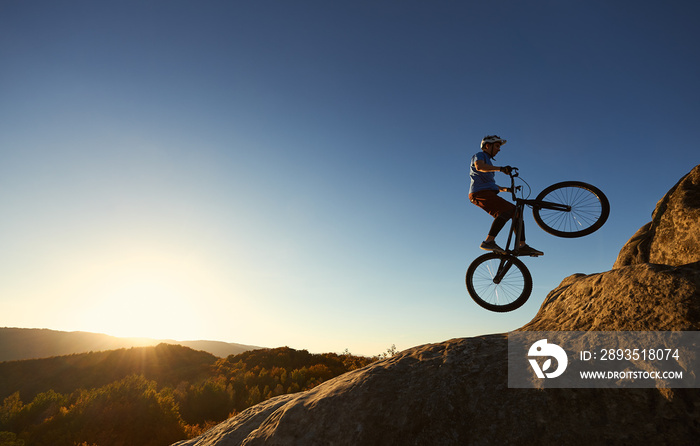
[[481, 135, 507, 149]]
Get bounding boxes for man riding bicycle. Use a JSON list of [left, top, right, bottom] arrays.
[[468, 135, 543, 257]]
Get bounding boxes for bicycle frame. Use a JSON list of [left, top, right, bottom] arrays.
[[501, 169, 571, 255]]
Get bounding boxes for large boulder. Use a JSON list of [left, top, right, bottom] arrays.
[[174, 334, 698, 446], [614, 165, 700, 268], [520, 261, 700, 332], [174, 165, 700, 446]]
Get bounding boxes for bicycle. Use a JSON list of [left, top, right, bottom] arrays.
[[466, 168, 610, 312]]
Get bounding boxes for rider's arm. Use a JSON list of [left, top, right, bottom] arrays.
[[474, 160, 510, 192], [474, 159, 506, 173]]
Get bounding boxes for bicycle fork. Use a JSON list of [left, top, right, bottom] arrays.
[[492, 257, 516, 284]]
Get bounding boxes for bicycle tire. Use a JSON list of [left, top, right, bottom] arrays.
[[466, 253, 533, 312], [532, 181, 610, 238]]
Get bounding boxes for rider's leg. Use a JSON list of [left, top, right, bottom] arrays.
[[481, 208, 514, 252], [487, 215, 510, 241], [512, 210, 544, 256], [469, 191, 513, 252]]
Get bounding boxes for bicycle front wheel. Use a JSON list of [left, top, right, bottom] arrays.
[[466, 253, 532, 313], [533, 181, 610, 238]]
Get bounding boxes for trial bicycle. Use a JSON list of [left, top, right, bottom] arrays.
[[466, 168, 610, 312]]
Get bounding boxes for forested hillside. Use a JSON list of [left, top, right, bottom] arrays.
[[0, 344, 217, 401], [0, 344, 376, 446]]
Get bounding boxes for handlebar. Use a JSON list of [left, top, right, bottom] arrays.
[[507, 167, 520, 201]]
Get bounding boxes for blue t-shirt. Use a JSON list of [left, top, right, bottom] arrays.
[[469, 151, 499, 194]]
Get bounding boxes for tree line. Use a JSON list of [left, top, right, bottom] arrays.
[[0, 344, 378, 446]]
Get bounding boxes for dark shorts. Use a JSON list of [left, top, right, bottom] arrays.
[[469, 190, 515, 219]]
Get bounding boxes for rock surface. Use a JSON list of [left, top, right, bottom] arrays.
[[519, 261, 700, 332], [614, 165, 700, 268], [174, 165, 700, 446]]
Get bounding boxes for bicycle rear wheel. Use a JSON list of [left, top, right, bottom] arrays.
[[532, 181, 610, 238], [466, 253, 532, 312]]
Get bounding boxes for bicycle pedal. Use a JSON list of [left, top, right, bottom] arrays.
[[516, 252, 543, 257]]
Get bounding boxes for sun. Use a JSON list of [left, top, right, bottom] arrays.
[[84, 273, 200, 339], [60, 245, 222, 341]]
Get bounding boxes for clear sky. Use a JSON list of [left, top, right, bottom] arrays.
[[1, 1, 698, 356]]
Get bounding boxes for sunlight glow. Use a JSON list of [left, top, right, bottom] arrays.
[[82, 275, 199, 339], [52, 244, 226, 341]]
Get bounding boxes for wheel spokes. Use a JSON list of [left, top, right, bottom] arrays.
[[539, 186, 602, 233], [471, 258, 525, 305]]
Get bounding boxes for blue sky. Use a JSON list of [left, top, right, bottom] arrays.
[[1, 0, 698, 356]]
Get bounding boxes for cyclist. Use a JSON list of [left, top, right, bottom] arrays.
[[468, 135, 543, 256]]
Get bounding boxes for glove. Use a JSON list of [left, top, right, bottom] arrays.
[[500, 166, 513, 175]]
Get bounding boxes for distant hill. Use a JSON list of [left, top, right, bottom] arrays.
[[0, 327, 262, 362], [0, 343, 217, 401], [167, 339, 262, 359]]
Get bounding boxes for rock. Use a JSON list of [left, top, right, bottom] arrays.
[[614, 165, 700, 268], [520, 261, 700, 332], [175, 336, 700, 445], [175, 165, 700, 446], [172, 394, 297, 446]]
